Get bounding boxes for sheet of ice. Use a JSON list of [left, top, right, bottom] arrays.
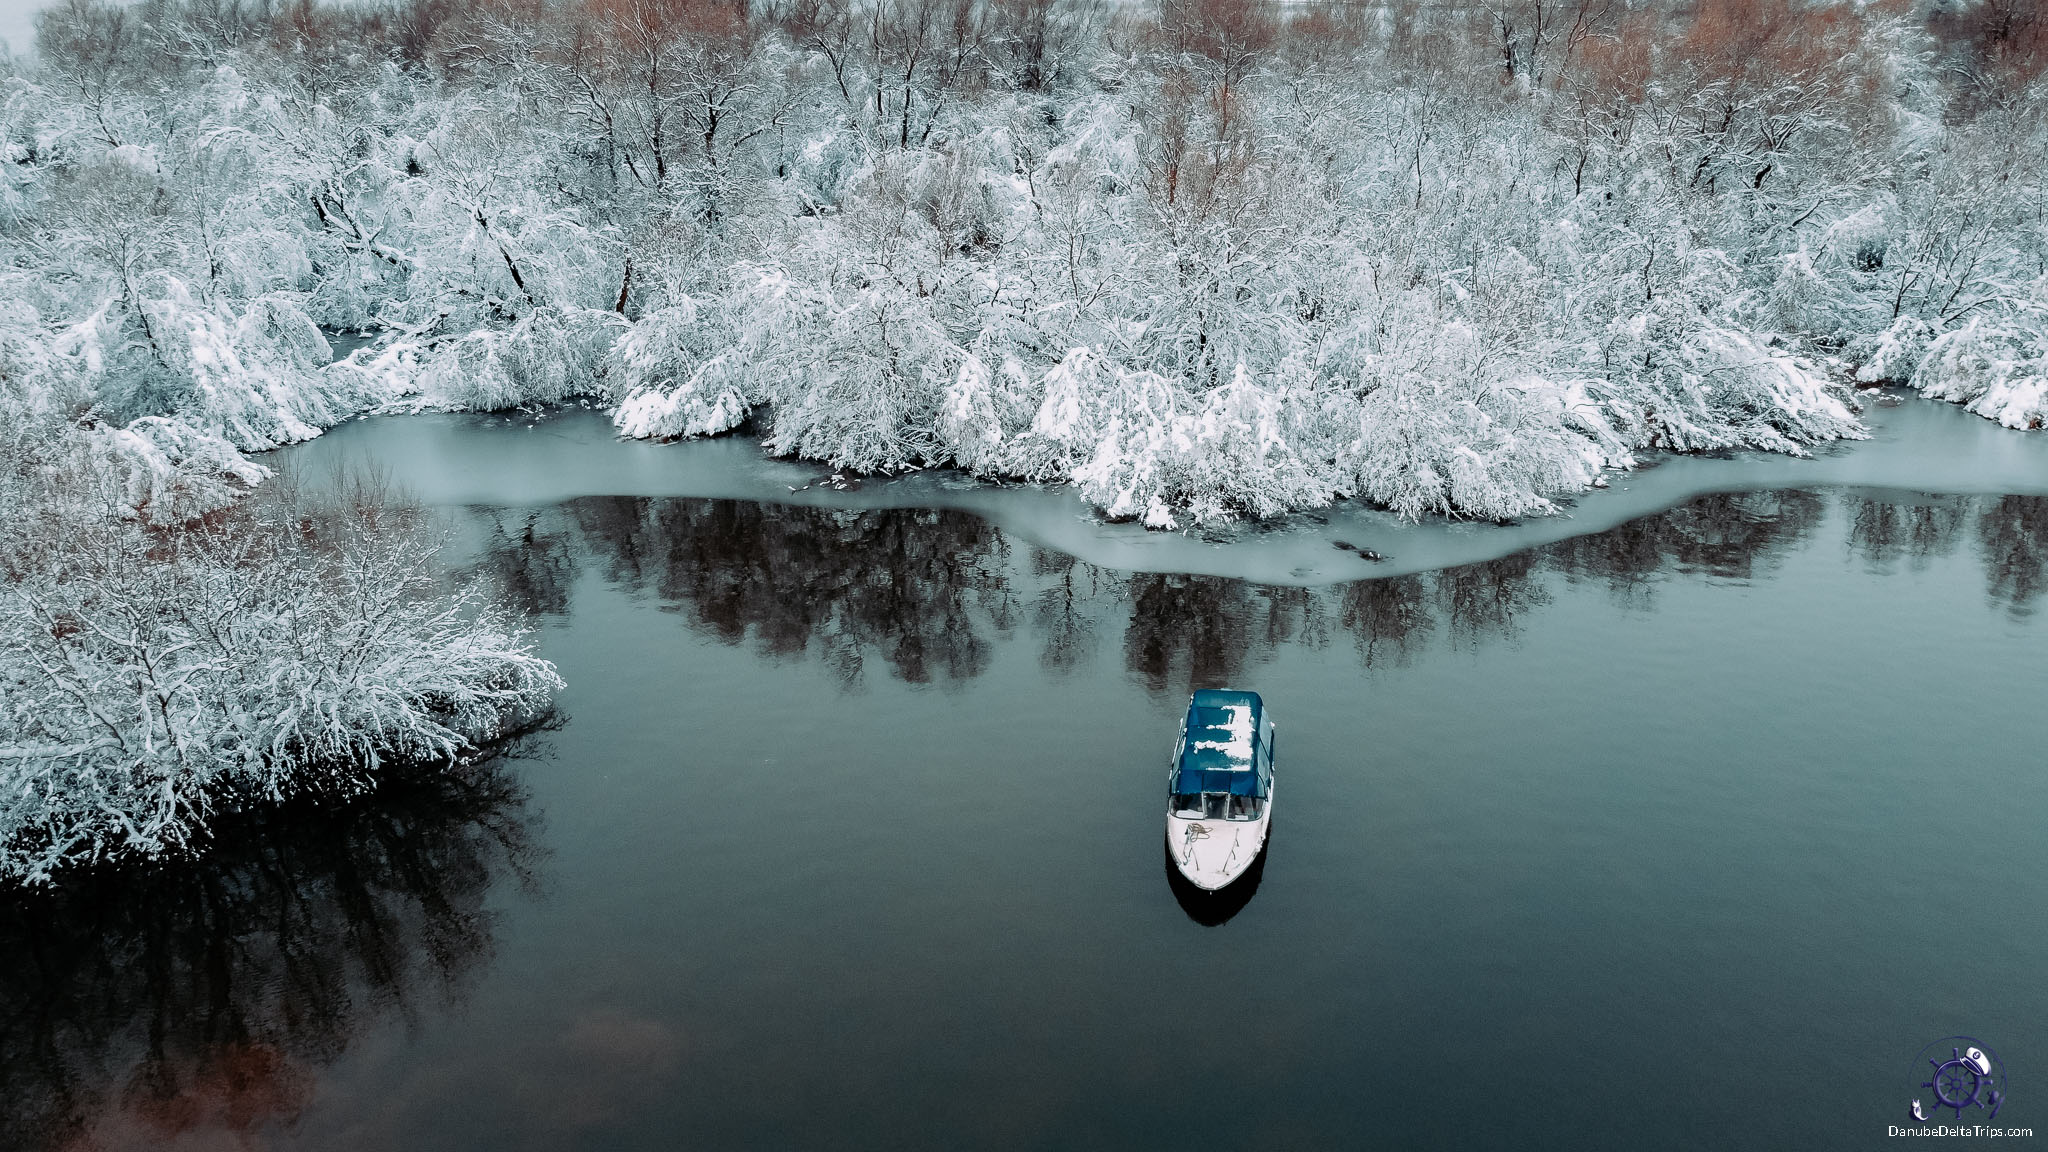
[[277, 390, 2048, 587]]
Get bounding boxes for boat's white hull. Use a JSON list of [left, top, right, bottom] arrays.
[[1166, 800, 1272, 892]]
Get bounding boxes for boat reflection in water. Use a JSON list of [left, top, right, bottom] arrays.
[[1164, 826, 1271, 926]]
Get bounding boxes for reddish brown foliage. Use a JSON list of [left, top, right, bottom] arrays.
[[1929, 0, 2048, 108], [1156, 0, 1277, 82], [581, 0, 750, 49], [1674, 0, 1872, 94], [54, 1043, 313, 1152], [1562, 10, 1650, 107], [1283, 1, 1371, 60]]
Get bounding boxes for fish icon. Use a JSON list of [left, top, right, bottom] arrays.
[[1912, 1100, 1929, 1122], [1966, 1048, 1992, 1075]]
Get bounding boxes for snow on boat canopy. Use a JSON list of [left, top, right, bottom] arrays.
[[1166, 690, 1276, 893], [1173, 692, 1268, 797]]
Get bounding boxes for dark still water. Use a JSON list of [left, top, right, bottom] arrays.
[[6, 488, 2048, 1150]]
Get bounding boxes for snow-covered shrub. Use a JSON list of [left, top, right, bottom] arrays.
[[1341, 321, 1613, 522], [743, 256, 953, 472], [935, 350, 1014, 472], [1911, 313, 2048, 431], [97, 416, 270, 524], [1673, 328, 1866, 452], [409, 307, 619, 411], [1767, 249, 1879, 337], [138, 284, 331, 446], [1073, 365, 1331, 526], [610, 298, 753, 439], [0, 463, 561, 887], [1059, 364, 1189, 526], [3, 303, 262, 526], [1, 287, 562, 888], [1000, 347, 1132, 482], [1591, 315, 1863, 455], [306, 256, 399, 332], [1850, 316, 1938, 384], [787, 128, 862, 213], [1821, 205, 1895, 276], [1186, 370, 1333, 519], [46, 281, 340, 450], [0, 297, 53, 395], [333, 308, 619, 414], [0, 79, 34, 232]]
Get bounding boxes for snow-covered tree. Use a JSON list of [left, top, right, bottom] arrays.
[[0, 0, 2040, 535]]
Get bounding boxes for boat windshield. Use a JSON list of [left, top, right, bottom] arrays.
[[1171, 793, 1265, 821]]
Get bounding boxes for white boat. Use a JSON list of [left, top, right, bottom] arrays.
[[1165, 689, 1275, 892]]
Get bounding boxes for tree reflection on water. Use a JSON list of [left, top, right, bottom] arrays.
[[565, 497, 1010, 684], [1122, 575, 1265, 693], [1847, 493, 1972, 572], [1030, 548, 1102, 675], [0, 760, 540, 1152], [1544, 490, 1827, 589], [469, 488, 2036, 694], [6, 488, 2036, 1147], [1979, 496, 2048, 617]]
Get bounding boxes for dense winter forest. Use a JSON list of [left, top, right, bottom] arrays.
[[0, 0, 2044, 880], [1, 0, 2044, 526]]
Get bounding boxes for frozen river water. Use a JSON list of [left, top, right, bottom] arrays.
[[4, 396, 2046, 1149]]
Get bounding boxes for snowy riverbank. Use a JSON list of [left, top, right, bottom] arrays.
[[3, 0, 2044, 531], [0, 394, 561, 887], [285, 388, 2048, 588]]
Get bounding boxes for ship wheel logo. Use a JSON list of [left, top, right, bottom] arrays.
[[1909, 1037, 2006, 1124]]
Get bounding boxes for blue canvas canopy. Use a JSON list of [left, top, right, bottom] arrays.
[[1171, 690, 1268, 798], [1189, 689, 1262, 726]]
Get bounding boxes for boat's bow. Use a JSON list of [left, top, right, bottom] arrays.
[[1166, 812, 1268, 891]]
